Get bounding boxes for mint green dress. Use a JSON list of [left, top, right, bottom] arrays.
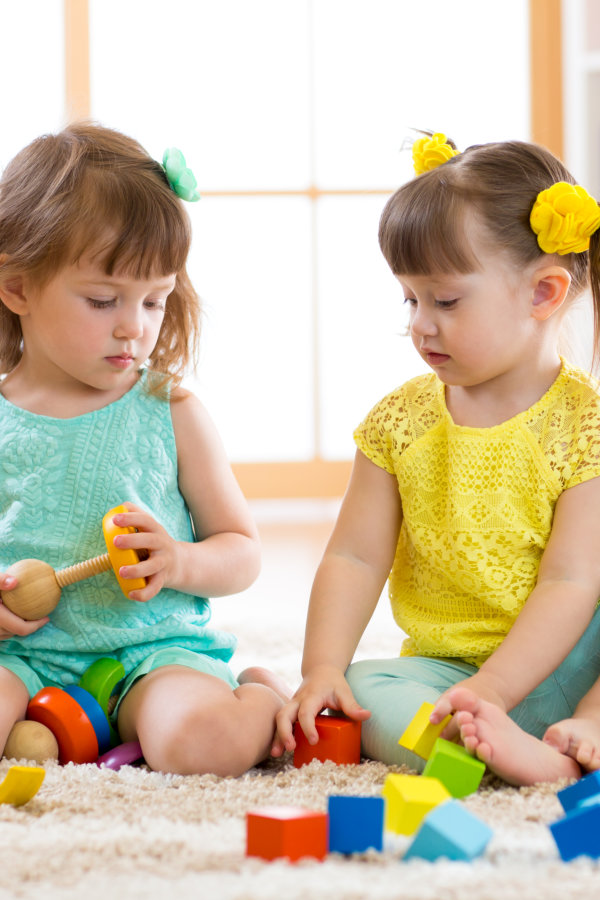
[[0, 371, 238, 696]]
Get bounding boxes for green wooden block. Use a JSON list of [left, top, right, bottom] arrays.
[[422, 738, 485, 798]]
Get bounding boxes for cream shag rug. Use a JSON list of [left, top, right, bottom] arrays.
[[0, 755, 597, 900], [3, 509, 600, 900]]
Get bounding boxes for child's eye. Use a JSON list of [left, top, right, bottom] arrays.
[[403, 297, 417, 306], [144, 298, 166, 311], [87, 297, 116, 309], [435, 299, 458, 309]]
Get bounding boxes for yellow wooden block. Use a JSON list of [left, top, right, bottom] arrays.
[[382, 773, 451, 835], [0, 765, 45, 806], [398, 702, 452, 759]]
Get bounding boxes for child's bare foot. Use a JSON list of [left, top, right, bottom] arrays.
[[543, 717, 600, 771], [447, 687, 581, 786], [237, 666, 292, 703]]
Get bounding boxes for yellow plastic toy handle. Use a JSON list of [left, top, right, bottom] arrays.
[[102, 505, 147, 597]]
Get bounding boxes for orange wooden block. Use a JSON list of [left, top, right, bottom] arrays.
[[246, 806, 328, 862], [293, 713, 361, 768]]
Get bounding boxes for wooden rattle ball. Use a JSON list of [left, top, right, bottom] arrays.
[[4, 720, 59, 765], [1, 559, 61, 621]]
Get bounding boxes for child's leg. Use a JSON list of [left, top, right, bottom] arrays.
[[117, 664, 288, 776], [345, 656, 478, 770], [543, 677, 600, 771], [0, 666, 30, 753]]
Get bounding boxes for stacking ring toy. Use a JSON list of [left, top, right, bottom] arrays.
[[78, 657, 125, 717], [63, 685, 111, 755], [1, 505, 147, 620], [97, 741, 144, 770], [28, 687, 99, 765]]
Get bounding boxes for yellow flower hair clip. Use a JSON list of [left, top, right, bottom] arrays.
[[412, 133, 460, 176], [530, 181, 600, 254]]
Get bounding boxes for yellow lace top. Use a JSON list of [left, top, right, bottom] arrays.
[[354, 360, 600, 666]]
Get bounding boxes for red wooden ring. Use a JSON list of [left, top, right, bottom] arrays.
[[27, 687, 98, 765]]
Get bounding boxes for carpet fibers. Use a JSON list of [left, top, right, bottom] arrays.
[[1, 752, 598, 900]]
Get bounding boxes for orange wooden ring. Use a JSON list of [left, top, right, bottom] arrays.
[[102, 505, 146, 597], [27, 687, 98, 765]]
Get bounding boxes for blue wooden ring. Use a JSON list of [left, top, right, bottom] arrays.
[[64, 685, 111, 754]]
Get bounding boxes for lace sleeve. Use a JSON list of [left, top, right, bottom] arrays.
[[353, 387, 414, 474]]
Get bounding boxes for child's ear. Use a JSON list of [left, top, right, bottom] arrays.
[[0, 275, 30, 315], [531, 266, 572, 321]]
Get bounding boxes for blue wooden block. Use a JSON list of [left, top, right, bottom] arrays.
[[327, 795, 385, 854], [557, 770, 600, 813], [550, 800, 600, 861], [403, 800, 492, 862]]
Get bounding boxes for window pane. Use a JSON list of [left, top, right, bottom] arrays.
[[89, 0, 311, 190], [185, 197, 314, 461], [312, 0, 530, 188], [0, 0, 64, 168], [316, 195, 427, 460]]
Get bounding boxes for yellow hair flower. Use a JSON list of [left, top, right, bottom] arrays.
[[530, 181, 600, 254], [412, 133, 459, 175]]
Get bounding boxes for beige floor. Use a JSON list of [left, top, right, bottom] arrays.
[[215, 499, 400, 687]]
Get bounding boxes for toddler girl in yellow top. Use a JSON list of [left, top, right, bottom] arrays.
[[272, 134, 600, 778]]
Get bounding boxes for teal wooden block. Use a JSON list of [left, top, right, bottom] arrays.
[[404, 800, 493, 862], [422, 738, 485, 798]]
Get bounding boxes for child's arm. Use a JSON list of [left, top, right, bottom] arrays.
[[272, 450, 402, 755], [111, 388, 261, 601], [433, 475, 600, 723]]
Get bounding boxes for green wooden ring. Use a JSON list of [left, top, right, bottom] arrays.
[[79, 658, 125, 716]]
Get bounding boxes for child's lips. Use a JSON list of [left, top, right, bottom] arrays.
[[424, 351, 450, 365], [105, 355, 134, 369]]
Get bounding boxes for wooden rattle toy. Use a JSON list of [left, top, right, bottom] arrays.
[[0, 505, 146, 620]]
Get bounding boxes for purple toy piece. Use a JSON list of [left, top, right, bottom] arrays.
[[97, 741, 143, 770]]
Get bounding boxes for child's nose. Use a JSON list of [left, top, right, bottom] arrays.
[[410, 306, 438, 337], [114, 308, 143, 340]]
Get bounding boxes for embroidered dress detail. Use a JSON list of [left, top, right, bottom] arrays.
[[0, 370, 236, 684], [354, 360, 600, 666]]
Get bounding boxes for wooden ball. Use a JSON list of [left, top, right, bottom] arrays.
[[1, 558, 61, 620], [4, 720, 59, 764]]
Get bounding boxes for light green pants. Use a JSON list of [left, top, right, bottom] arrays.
[[345, 605, 600, 771]]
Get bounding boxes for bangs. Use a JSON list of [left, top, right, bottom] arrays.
[[68, 167, 191, 278], [379, 171, 480, 276]]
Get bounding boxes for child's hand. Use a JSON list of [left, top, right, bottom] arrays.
[[271, 664, 371, 757], [0, 573, 49, 638], [110, 503, 180, 603]]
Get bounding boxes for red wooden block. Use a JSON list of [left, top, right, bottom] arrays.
[[27, 687, 98, 765], [246, 806, 328, 862], [293, 713, 361, 768]]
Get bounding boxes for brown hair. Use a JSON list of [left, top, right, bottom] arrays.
[[0, 122, 200, 390], [379, 140, 600, 356]]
